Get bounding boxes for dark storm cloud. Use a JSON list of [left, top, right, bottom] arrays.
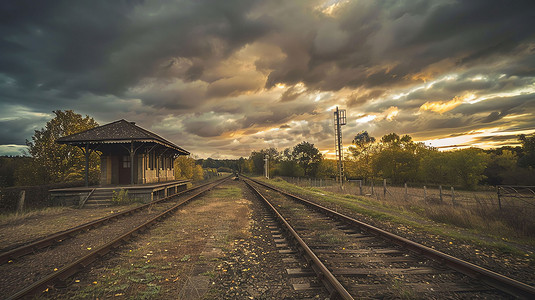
[[264, 0, 535, 92], [453, 94, 535, 117], [0, 0, 269, 100], [0, 114, 49, 145], [2, 0, 533, 105]]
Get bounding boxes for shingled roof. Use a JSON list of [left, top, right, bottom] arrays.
[[56, 119, 189, 155]]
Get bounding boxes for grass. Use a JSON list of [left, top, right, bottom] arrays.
[[0, 206, 69, 225], [210, 186, 242, 198], [257, 177, 535, 258], [66, 262, 163, 300]]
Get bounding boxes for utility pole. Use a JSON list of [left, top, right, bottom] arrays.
[[334, 106, 346, 188], [264, 154, 269, 179]]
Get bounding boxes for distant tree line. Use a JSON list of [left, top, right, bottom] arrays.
[[228, 132, 535, 190], [345, 131, 535, 189]]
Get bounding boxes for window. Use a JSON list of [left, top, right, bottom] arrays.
[[122, 155, 131, 168]]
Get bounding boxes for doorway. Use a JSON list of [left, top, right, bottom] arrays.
[[119, 155, 131, 184]]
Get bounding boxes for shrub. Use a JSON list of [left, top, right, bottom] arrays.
[[111, 189, 132, 205]]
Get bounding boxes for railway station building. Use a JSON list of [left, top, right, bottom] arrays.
[[51, 120, 191, 207]]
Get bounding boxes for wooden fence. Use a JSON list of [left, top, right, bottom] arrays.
[[278, 176, 535, 211]]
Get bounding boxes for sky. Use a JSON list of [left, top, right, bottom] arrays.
[[1, 0, 535, 159]]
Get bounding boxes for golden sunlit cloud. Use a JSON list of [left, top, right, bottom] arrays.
[[356, 114, 377, 124], [385, 106, 399, 121], [316, 0, 350, 16], [419, 94, 474, 114], [421, 127, 535, 150]]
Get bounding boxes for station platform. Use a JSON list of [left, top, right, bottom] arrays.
[[50, 180, 191, 207]]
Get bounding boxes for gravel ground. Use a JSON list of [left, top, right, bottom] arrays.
[[0, 205, 141, 251]]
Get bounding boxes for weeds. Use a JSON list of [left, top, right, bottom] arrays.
[[0, 207, 69, 226], [111, 189, 141, 206]]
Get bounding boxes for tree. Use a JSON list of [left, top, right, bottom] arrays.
[[348, 131, 376, 179], [174, 156, 195, 179], [292, 141, 322, 177], [419, 150, 449, 184], [237, 157, 249, 174], [0, 156, 32, 187], [192, 164, 204, 181], [249, 148, 278, 175], [371, 133, 422, 183], [483, 150, 517, 185], [317, 159, 337, 179], [372, 147, 419, 184], [518, 134, 535, 168], [448, 148, 490, 189], [275, 160, 305, 177], [16, 110, 99, 185]]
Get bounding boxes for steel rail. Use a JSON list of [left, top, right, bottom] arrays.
[[0, 177, 228, 265], [245, 176, 535, 299], [243, 178, 354, 300], [6, 176, 230, 300]]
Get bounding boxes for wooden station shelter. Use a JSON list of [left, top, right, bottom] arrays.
[[56, 119, 189, 186], [51, 120, 191, 207]]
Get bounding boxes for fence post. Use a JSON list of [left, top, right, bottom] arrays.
[[496, 186, 502, 210], [18, 190, 25, 213], [383, 179, 387, 198], [404, 183, 408, 201], [423, 186, 427, 201], [359, 180, 363, 195], [451, 186, 455, 205], [371, 181, 374, 195], [439, 185, 443, 203]]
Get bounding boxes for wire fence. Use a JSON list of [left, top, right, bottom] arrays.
[[277, 176, 535, 211]]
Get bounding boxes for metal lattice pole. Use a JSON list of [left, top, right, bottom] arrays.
[[334, 107, 346, 188]]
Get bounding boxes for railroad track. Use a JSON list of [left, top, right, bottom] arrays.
[[0, 177, 225, 263], [242, 176, 535, 299], [1, 176, 230, 300]]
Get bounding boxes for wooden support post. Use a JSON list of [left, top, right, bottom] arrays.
[[17, 190, 25, 213], [439, 185, 443, 203], [130, 141, 135, 185], [383, 179, 387, 198], [423, 186, 427, 201], [451, 186, 455, 205], [497, 186, 502, 210], [359, 180, 363, 195], [84, 143, 89, 187], [404, 183, 408, 201]]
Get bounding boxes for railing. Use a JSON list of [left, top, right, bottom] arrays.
[[78, 188, 96, 208]]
